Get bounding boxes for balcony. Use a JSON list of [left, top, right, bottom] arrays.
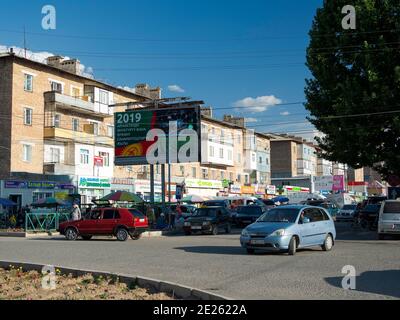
[[44, 91, 112, 117], [44, 163, 76, 176], [44, 127, 114, 147]]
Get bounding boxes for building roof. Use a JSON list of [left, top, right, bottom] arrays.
[[0, 53, 149, 101]]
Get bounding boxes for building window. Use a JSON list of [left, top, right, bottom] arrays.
[[252, 153, 256, 162], [80, 149, 89, 164], [49, 147, 60, 163], [229, 172, 234, 182], [237, 153, 241, 164], [245, 175, 249, 184], [50, 81, 63, 93], [24, 74, 33, 92], [107, 125, 114, 138], [211, 170, 216, 180], [99, 90, 109, 104], [180, 166, 185, 175], [53, 114, 61, 128], [99, 152, 110, 167], [237, 174, 241, 183], [209, 146, 214, 157], [71, 86, 81, 98], [72, 118, 79, 131], [202, 168, 208, 179], [221, 171, 225, 180], [32, 192, 52, 204], [22, 144, 32, 162], [237, 134, 241, 144], [90, 122, 99, 135], [219, 148, 224, 159], [228, 150, 233, 161], [23, 108, 32, 125], [259, 156, 262, 164], [220, 130, 225, 144], [192, 167, 197, 178]]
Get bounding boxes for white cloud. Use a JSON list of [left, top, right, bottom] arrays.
[[280, 111, 290, 116], [233, 95, 282, 113], [168, 84, 185, 93], [245, 117, 258, 123], [0, 44, 94, 78]]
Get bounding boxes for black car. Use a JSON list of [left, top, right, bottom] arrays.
[[233, 205, 266, 227], [359, 204, 381, 229], [183, 206, 231, 235]]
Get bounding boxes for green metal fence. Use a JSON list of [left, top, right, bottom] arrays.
[[25, 212, 71, 233]]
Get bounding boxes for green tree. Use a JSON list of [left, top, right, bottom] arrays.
[[305, 0, 400, 183]]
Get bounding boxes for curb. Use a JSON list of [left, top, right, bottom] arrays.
[[0, 260, 231, 300], [0, 232, 61, 238]]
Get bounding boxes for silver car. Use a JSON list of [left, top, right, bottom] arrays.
[[378, 200, 400, 239], [336, 204, 357, 222], [240, 205, 336, 255]]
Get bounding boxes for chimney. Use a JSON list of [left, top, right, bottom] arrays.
[[149, 87, 162, 100], [201, 107, 213, 117], [60, 59, 81, 75], [46, 56, 81, 75], [223, 114, 245, 127], [9, 48, 14, 55], [135, 84, 151, 98]]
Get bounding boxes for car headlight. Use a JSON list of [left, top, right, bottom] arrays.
[[184, 222, 191, 226], [241, 229, 250, 237], [270, 229, 286, 237], [202, 221, 211, 226]]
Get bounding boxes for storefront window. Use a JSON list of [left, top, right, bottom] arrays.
[[32, 192, 53, 204]]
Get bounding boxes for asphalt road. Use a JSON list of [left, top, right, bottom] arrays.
[[1, 223, 399, 299]]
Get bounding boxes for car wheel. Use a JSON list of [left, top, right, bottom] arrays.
[[225, 223, 231, 234], [212, 225, 218, 235], [246, 248, 255, 254], [65, 227, 78, 241], [378, 233, 385, 240], [116, 228, 129, 242], [288, 236, 297, 256], [321, 234, 333, 251], [81, 235, 92, 240]]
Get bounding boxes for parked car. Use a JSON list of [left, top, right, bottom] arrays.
[[336, 204, 357, 222], [240, 205, 336, 255], [183, 206, 231, 235], [58, 207, 148, 241], [202, 199, 235, 217], [232, 205, 267, 227], [359, 204, 381, 230], [169, 204, 197, 219], [304, 200, 339, 220], [378, 200, 400, 239]]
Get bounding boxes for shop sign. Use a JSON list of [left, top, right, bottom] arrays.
[[94, 156, 104, 167], [78, 177, 111, 189], [266, 185, 276, 195], [241, 185, 255, 194], [185, 179, 223, 189], [332, 175, 345, 191], [4, 181, 28, 189], [229, 184, 242, 194], [28, 181, 56, 189], [285, 186, 310, 193]]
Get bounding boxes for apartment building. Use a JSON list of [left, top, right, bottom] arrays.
[[270, 137, 299, 178], [0, 52, 153, 204]]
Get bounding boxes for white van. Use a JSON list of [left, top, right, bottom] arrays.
[[378, 200, 400, 239]]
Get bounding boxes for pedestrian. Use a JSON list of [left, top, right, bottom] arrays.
[[71, 204, 81, 221], [146, 205, 156, 228]]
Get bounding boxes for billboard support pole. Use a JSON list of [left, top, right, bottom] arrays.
[[168, 164, 172, 203], [150, 165, 155, 204], [161, 164, 166, 208]]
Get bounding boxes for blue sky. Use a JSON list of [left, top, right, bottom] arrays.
[[0, 0, 324, 139]]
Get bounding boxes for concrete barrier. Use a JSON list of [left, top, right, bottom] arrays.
[[0, 260, 230, 300]]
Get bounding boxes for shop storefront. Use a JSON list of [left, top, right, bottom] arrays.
[[185, 179, 223, 198], [77, 176, 111, 204], [1, 180, 75, 208], [241, 185, 255, 196], [134, 180, 176, 202], [111, 178, 135, 193]]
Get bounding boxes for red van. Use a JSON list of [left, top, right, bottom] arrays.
[[58, 207, 148, 241]]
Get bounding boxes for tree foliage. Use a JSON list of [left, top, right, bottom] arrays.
[[305, 0, 400, 182]]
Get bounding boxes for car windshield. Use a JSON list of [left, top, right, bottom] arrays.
[[193, 208, 218, 217], [342, 205, 356, 210], [128, 209, 145, 218], [237, 206, 262, 215], [363, 205, 380, 212], [204, 201, 225, 207], [257, 208, 299, 223]]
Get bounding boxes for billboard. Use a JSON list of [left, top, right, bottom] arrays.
[[332, 175, 345, 191], [115, 106, 201, 165], [314, 175, 334, 191]]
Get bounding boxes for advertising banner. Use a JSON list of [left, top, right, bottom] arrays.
[[332, 175, 345, 191], [266, 185, 276, 195], [314, 175, 334, 191], [229, 184, 242, 194], [78, 177, 111, 189], [115, 106, 201, 165], [185, 179, 223, 189]]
